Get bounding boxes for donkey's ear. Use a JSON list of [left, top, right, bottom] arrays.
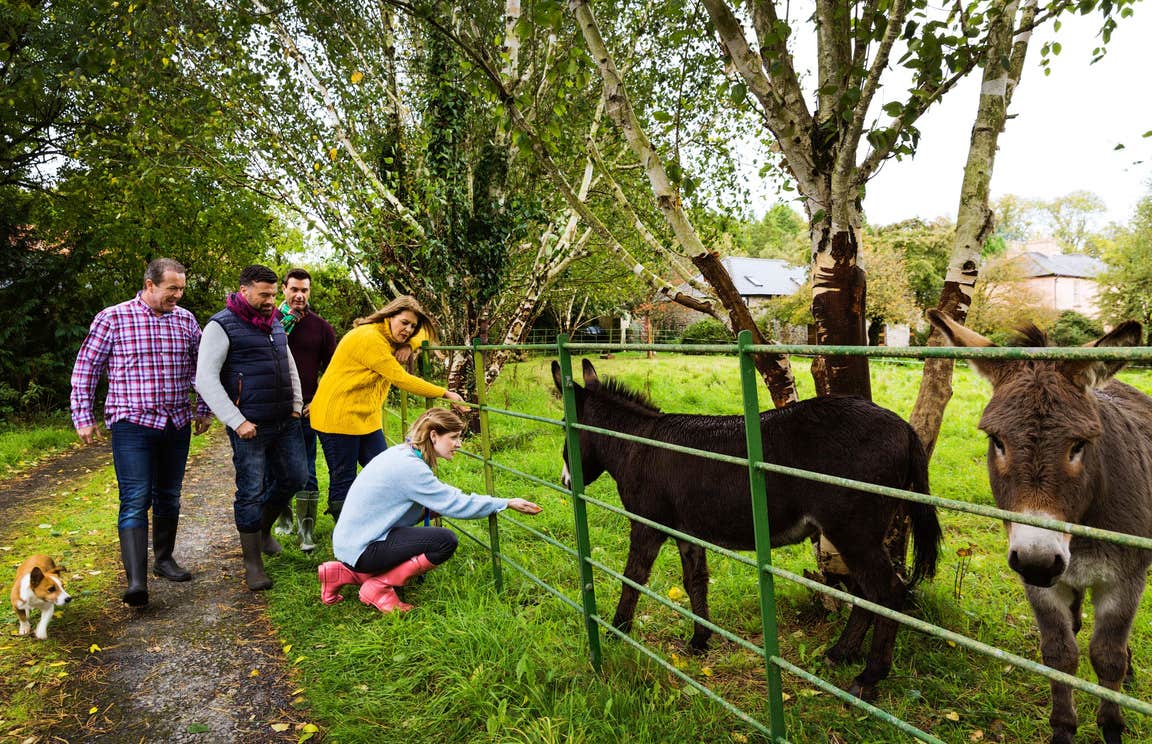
[[582, 358, 600, 389], [1061, 320, 1143, 390], [925, 309, 1004, 384], [550, 360, 564, 392]]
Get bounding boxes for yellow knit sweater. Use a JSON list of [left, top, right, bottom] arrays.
[[309, 322, 446, 436]]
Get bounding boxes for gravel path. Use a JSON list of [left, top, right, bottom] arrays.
[[3, 433, 306, 743]]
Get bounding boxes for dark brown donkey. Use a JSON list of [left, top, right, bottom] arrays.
[[929, 310, 1152, 744], [553, 359, 941, 700]]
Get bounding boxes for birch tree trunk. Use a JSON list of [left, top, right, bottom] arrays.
[[909, 0, 1036, 457], [570, 0, 799, 406]]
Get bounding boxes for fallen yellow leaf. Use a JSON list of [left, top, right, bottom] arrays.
[[945, 711, 960, 721], [89, 706, 98, 714], [282, 644, 292, 654], [667, 586, 687, 601], [350, 71, 364, 84], [89, 643, 101, 653], [271, 723, 290, 732], [249, 669, 260, 677]]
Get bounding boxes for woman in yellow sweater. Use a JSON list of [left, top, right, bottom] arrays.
[[310, 296, 464, 522]]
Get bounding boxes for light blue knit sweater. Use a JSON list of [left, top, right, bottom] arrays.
[[332, 444, 509, 565]]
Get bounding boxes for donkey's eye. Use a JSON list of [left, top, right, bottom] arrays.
[[1069, 440, 1088, 462], [988, 435, 1005, 456]]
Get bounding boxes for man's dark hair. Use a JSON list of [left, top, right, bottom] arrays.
[[284, 268, 312, 285], [144, 258, 186, 285], [239, 264, 278, 286]]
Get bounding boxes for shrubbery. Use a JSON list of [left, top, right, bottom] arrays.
[[679, 318, 734, 347], [1048, 310, 1104, 346]]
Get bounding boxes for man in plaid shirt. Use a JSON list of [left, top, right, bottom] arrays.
[[70, 258, 213, 607]]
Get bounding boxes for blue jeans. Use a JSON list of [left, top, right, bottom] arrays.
[[110, 420, 192, 529], [301, 415, 319, 491], [226, 417, 307, 532], [264, 414, 320, 497], [316, 430, 387, 512]]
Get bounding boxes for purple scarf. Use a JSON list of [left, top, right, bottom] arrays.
[[226, 292, 275, 333]]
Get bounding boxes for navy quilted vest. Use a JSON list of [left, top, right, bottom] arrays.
[[209, 309, 294, 424]]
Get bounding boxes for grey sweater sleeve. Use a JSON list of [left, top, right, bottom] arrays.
[[286, 347, 303, 414], [195, 321, 246, 430]]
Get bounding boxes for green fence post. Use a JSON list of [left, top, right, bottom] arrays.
[[473, 338, 504, 592], [419, 340, 434, 411], [557, 335, 603, 671], [399, 389, 409, 442], [737, 330, 787, 740]]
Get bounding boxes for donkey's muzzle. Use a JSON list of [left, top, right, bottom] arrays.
[[1005, 520, 1071, 588], [1008, 549, 1066, 587]]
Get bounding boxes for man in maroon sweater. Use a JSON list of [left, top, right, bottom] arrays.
[[271, 268, 337, 552]]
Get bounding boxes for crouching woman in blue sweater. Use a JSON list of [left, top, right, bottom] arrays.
[[319, 408, 542, 612]]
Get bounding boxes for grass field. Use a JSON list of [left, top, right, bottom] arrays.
[[0, 416, 77, 473], [3, 355, 1151, 743], [269, 353, 1152, 743]]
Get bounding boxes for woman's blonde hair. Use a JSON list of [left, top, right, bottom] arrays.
[[354, 295, 440, 343], [406, 408, 466, 468]]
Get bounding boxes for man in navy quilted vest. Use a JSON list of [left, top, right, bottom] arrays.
[[196, 264, 307, 591]]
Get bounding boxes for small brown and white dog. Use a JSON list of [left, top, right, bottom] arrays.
[[10, 555, 71, 640]]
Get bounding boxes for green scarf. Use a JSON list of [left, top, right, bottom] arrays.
[[276, 301, 303, 335]]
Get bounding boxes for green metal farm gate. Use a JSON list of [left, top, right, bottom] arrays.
[[390, 333, 1152, 743]]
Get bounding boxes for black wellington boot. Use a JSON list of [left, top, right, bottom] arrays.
[[152, 515, 192, 581], [119, 527, 149, 606], [260, 504, 283, 556], [239, 531, 273, 591]]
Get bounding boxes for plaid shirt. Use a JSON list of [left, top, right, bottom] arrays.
[[70, 293, 210, 430]]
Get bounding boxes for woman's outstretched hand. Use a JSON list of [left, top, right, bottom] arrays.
[[507, 498, 542, 515], [444, 390, 469, 414]]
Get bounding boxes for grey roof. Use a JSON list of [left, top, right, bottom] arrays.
[[1014, 252, 1106, 279], [670, 256, 807, 301], [721, 256, 807, 296]]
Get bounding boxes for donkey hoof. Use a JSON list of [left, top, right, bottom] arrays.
[[688, 636, 710, 655], [1102, 723, 1124, 744], [824, 645, 859, 666], [1049, 730, 1074, 744], [846, 679, 877, 702]]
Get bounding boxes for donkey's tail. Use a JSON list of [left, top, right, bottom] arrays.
[[906, 431, 942, 587]]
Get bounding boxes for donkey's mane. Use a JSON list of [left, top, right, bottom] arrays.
[[1011, 324, 1050, 348], [597, 376, 661, 413]]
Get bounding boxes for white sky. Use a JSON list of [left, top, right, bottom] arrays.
[[865, 8, 1152, 227], [746, 7, 1152, 229]]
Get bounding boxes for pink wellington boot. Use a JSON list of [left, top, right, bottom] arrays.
[[379, 553, 437, 587], [318, 561, 375, 605], [358, 575, 413, 613], [357, 554, 438, 613]]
